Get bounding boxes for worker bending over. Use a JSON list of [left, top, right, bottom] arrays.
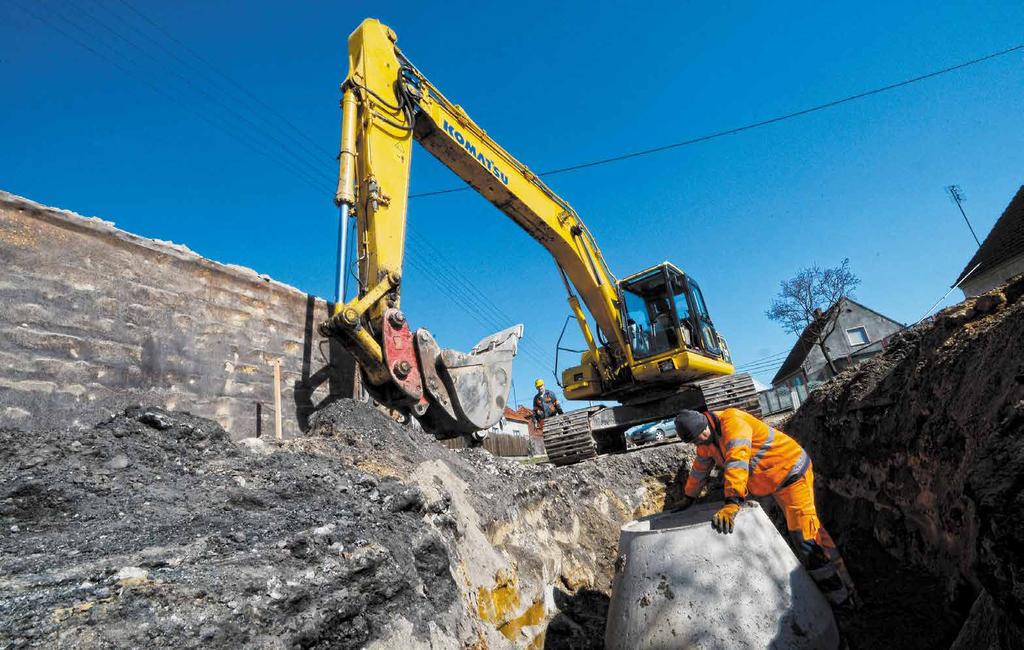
[[532, 379, 563, 429], [673, 408, 858, 608]]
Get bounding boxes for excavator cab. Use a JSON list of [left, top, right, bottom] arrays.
[[562, 262, 734, 401], [618, 262, 732, 382], [618, 264, 724, 360], [621, 263, 722, 359]]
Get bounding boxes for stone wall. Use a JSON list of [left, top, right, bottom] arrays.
[[0, 191, 356, 438]]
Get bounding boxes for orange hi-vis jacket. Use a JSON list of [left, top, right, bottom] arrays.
[[684, 408, 810, 502]]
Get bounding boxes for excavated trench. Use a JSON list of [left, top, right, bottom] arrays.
[[784, 274, 1024, 649], [3, 275, 1022, 648]]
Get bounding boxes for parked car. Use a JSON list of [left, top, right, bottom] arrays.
[[625, 418, 677, 447]]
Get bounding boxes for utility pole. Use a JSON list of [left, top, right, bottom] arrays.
[[946, 185, 982, 248]]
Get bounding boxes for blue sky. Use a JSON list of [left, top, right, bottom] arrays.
[[2, 1, 1023, 406]]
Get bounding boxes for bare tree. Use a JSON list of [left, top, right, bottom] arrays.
[[766, 258, 861, 375]]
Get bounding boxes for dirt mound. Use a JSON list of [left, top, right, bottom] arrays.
[[786, 274, 1024, 649], [1, 400, 693, 648]]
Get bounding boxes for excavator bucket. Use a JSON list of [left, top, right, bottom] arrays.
[[414, 325, 523, 438]]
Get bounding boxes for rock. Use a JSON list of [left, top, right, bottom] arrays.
[[105, 454, 130, 470], [19, 456, 43, 469], [312, 523, 335, 538], [387, 487, 425, 513], [138, 411, 174, 431], [237, 437, 268, 455], [972, 292, 1006, 316], [949, 590, 1024, 650], [199, 626, 219, 641], [116, 566, 149, 586]]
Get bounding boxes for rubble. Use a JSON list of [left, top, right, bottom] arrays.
[[0, 401, 691, 648]]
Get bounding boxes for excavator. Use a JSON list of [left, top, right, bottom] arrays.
[[319, 18, 760, 466]]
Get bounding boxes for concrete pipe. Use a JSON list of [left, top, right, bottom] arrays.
[[605, 501, 839, 650]]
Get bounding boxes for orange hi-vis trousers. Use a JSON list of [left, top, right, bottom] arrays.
[[774, 465, 855, 606]]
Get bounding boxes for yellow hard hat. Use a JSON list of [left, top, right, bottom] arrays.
[[535, 379, 544, 388]]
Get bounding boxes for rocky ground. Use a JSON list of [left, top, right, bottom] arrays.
[[0, 400, 691, 649]]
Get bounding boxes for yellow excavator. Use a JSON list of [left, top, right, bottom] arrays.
[[319, 18, 760, 465]]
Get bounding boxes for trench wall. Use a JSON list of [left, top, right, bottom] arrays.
[[0, 191, 356, 438]]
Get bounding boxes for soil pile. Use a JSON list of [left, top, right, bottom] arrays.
[[1, 401, 692, 648], [786, 274, 1024, 649]]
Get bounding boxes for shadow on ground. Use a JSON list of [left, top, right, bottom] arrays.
[[544, 588, 610, 649]]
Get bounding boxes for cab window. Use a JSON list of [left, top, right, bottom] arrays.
[[690, 281, 710, 320], [671, 279, 693, 347]]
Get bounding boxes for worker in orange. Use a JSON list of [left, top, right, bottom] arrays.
[[672, 408, 859, 608]]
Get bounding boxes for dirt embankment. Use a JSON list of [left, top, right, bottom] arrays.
[[1, 400, 691, 648], [786, 274, 1024, 649]]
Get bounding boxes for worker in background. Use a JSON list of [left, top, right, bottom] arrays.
[[672, 408, 859, 609], [626, 318, 650, 356], [650, 301, 678, 348], [532, 379, 563, 430]]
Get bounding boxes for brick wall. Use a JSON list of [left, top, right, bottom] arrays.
[[0, 191, 356, 438]]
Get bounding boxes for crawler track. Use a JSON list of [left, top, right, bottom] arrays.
[[541, 408, 600, 466]]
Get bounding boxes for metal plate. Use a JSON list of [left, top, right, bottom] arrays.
[[414, 328, 457, 422], [381, 308, 423, 402]]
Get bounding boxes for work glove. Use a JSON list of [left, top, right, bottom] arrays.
[[669, 496, 694, 513], [711, 503, 741, 534]]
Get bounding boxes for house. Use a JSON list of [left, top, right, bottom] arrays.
[[955, 185, 1024, 297], [487, 406, 532, 438], [770, 298, 903, 403]]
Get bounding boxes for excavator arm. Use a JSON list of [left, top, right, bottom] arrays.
[[320, 18, 633, 435]]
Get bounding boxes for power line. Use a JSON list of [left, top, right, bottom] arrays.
[[404, 226, 558, 365], [735, 349, 790, 369], [16, 0, 556, 373], [409, 43, 1024, 199], [10, 0, 332, 197], [738, 359, 785, 373], [60, 0, 333, 184], [112, 0, 334, 159]]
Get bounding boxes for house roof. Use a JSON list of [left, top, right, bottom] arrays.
[[955, 185, 1024, 286], [503, 406, 532, 423], [769, 297, 902, 385]]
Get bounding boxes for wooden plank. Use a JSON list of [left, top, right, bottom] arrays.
[[273, 359, 283, 440]]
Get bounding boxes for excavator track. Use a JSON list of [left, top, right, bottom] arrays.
[[544, 373, 761, 467], [542, 407, 601, 466], [696, 373, 762, 418]]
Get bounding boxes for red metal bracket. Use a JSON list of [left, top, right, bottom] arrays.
[[382, 308, 424, 407]]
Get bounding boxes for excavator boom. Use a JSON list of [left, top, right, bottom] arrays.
[[321, 18, 752, 444]]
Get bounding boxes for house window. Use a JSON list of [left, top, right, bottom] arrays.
[[846, 326, 869, 346]]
